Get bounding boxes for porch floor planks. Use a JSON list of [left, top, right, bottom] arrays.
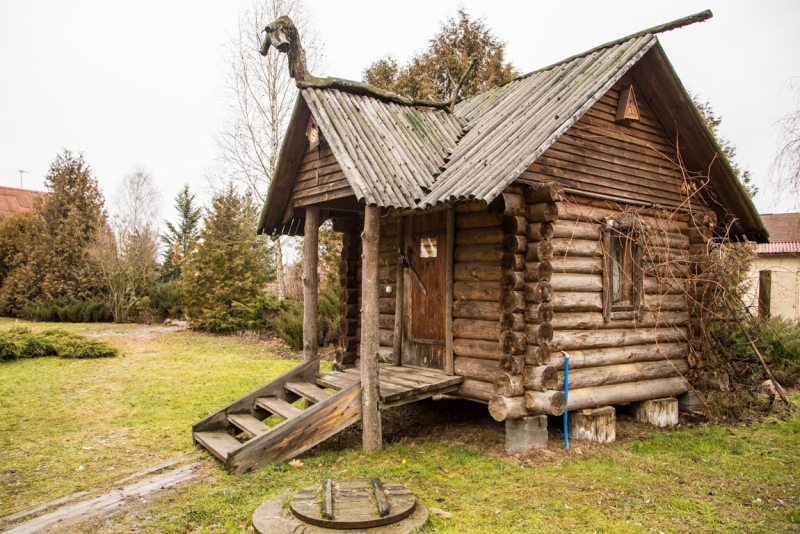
[[319, 365, 463, 406]]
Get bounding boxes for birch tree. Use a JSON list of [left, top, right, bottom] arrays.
[[770, 80, 800, 208], [215, 0, 323, 300]]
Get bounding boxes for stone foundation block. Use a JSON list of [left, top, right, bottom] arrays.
[[568, 406, 616, 443], [505, 415, 548, 454], [632, 397, 679, 427], [678, 390, 701, 412]]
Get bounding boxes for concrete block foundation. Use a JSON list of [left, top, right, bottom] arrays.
[[505, 415, 548, 454]]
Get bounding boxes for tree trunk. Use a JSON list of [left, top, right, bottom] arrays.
[[566, 377, 690, 411], [303, 208, 319, 363], [361, 205, 382, 452]]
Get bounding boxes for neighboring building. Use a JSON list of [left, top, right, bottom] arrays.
[[194, 12, 770, 470], [747, 213, 800, 321], [0, 185, 47, 217]]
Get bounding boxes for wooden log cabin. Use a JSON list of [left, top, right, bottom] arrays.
[[193, 11, 768, 470]]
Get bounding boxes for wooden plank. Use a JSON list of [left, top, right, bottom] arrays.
[[322, 479, 334, 519], [380, 384, 461, 408], [285, 381, 333, 404], [227, 414, 270, 438], [372, 478, 390, 517], [193, 432, 241, 462], [316, 371, 359, 390], [228, 381, 363, 472], [446, 208, 455, 375], [254, 397, 303, 420]]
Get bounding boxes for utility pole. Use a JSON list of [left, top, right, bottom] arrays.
[[18, 170, 28, 188]]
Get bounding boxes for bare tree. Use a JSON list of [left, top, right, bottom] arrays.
[[215, 0, 324, 300], [92, 167, 161, 322], [769, 80, 800, 209]]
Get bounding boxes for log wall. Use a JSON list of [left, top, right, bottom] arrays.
[[289, 143, 354, 208], [334, 217, 362, 370]]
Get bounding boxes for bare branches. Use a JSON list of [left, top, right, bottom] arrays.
[[769, 79, 800, 209]]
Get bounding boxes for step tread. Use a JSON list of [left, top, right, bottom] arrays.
[[255, 396, 303, 420], [227, 413, 270, 438], [285, 381, 333, 403], [194, 431, 241, 461]]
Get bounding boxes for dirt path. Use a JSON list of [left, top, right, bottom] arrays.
[[80, 324, 187, 338]]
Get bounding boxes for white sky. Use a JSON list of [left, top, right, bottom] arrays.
[[1, 0, 799, 225]]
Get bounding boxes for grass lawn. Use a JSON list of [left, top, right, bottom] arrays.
[[1, 318, 798, 533]]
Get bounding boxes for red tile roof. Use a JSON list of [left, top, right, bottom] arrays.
[[756, 242, 800, 255], [0, 186, 47, 216], [757, 213, 800, 255]]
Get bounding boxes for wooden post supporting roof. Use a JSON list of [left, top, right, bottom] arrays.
[[361, 205, 382, 451], [303, 208, 319, 363], [445, 208, 455, 375]]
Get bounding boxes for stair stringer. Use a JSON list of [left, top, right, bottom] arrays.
[[192, 357, 320, 433], [226, 380, 363, 473]]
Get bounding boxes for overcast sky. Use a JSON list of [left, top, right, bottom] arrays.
[[1, 0, 798, 224]]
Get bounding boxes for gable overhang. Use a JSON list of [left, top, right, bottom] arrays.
[[629, 42, 768, 242]]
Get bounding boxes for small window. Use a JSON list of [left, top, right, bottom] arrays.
[[420, 236, 437, 258], [604, 229, 641, 321]]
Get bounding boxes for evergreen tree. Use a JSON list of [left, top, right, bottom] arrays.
[[363, 8, 517, 103], [0, 150, 106, 315], [161, 184, 202, 281], [182, 184, 270, 327]]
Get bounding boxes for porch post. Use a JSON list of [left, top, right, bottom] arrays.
[[391, 216, 405, 366], [361, 205, 382, 451], [302, 207, 319, 363]]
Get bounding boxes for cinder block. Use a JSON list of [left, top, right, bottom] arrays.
[[678, 390, 701, 412], [632, 397, 679, 428], [505, 415, 548, 454], [568, 406, 616, 443]]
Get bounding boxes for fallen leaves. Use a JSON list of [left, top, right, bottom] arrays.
[[430, 507, 452, 519], [288, 460, 304, 468]]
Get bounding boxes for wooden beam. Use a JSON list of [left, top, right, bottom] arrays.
[[446, 208, 455, 375], [303, 207, 320, 363], [392, 217, 405, 366], [361, 205, 382, 452]]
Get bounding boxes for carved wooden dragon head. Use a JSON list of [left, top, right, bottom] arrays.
[[260, 16, 311, 85]]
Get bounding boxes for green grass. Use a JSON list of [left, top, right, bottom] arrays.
[[1, 318, 798, 533]]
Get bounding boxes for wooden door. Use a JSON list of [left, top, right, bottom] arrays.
[[402, 211, 447, 369]]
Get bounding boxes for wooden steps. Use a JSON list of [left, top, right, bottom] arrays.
[[193, 358, 464, 472]]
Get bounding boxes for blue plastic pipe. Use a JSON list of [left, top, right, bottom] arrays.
[[563, 352, 570, 451]]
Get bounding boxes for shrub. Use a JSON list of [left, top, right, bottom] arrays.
[[272, 288, 340, 350], [147, 280, 184, 322], [22, 297, 113, 323], [0, 326, 118, 361], [760, 317, 800, 387], [202, 294, 288, 334]]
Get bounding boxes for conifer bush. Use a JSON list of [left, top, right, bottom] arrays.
[[0, 327, 117, 361]]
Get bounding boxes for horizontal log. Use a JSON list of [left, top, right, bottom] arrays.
[[494, 373, 525, 397], [644, 277, 685, 295], [488, 192, 525, 216], [641, 231, 690, 249], [502, 215, 530, 235], [454, 262, 501, 282], [642, 261, 690, 279], [453, 338, 501, 360], [524, 302, 554, 324], [549, 273, 603, 292], [378, 329, 394, 347], [503, 234, 527, 254], [502, 290, 526, 312], [456, 211, 503, 229], [489, 395, 528, 421], [453, 300, 502, 321], [523, 365, 558, 392], [551, 256, 603, 275], [643, 294, 687, 311], [551, 220, 601, 240], [378, 265, 397, 283], [500, 330, 527, 355], [527, 222, 554, 241], [525, 322, 554, 345], [551, 311, 689, 330], [558, 360, 689, 390], [454, 356, 502, 383], [499, 354, 525, 375], [525, 241, 554, 262], [454, 281, 501, 302], [686, 227, 712, 244], [456, 379, 494, 403], [340, 317, 358, 336], [341, 288, 360, 304], [378, 347, 393, 364], [551, 238, 602, 257], [524, 260, 553, 282], [524, 282, 553, 303], [340, 335, 358, 352], [453, 319, 500, 341], [334, 349, 358, 366], [500, 312, 524, 331], [501, 271, 525, 291], [455, 244, 504, 263], [340, 258, 358, 276], [547, 342, 687, 370], [552, 327, 689, 351], [341, 303, 359, 318], [524, 182, 564, 204], [454, 201, 486, 214], [456, 226, 504, 245], [378, 298, 395, 314], [500, 253, 526, 271], [566, 377, 690, 411], [379, 235, 398, 253], [525, 390, 567, 416], [551, 291, 603, 312], [379, 314, 394, 330], [526, 202, 559, 223], [525, 344, 551, 366], [378, 250, 396, 267]]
